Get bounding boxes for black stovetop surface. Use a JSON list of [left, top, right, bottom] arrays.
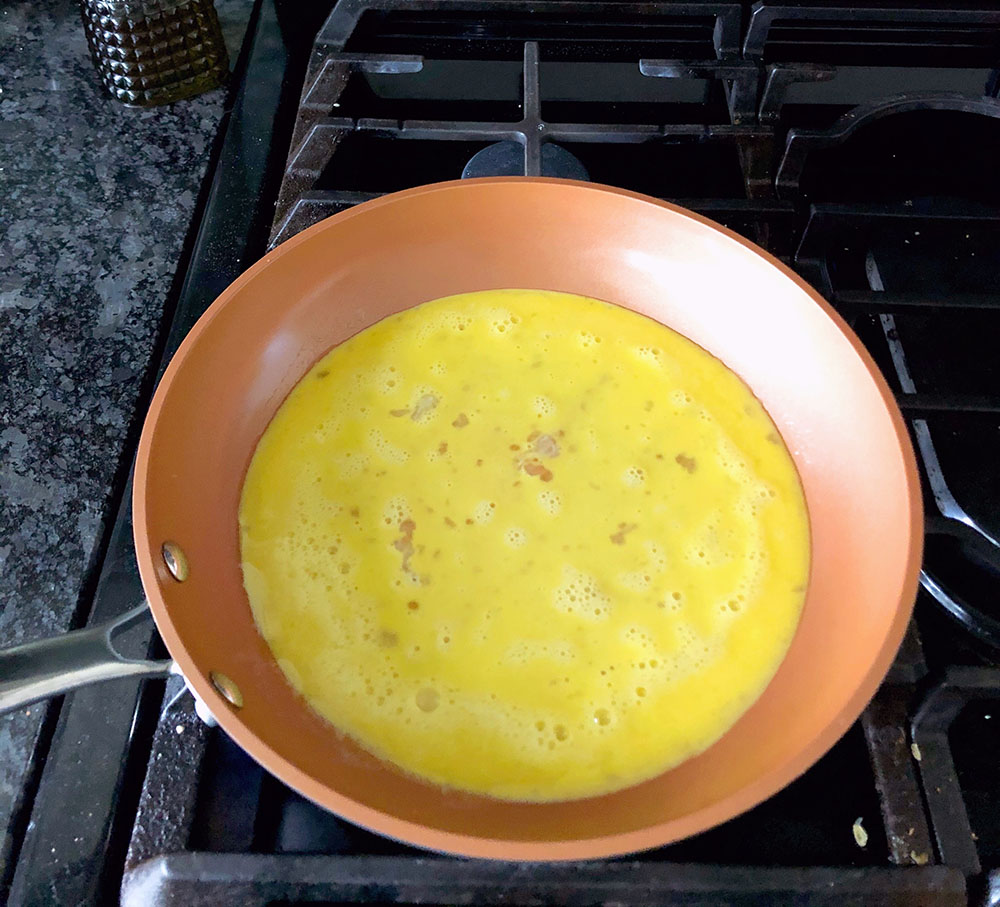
[[7, 2, 1000, 905]]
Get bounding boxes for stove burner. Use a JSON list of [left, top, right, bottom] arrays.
[[461, 140, 589, 180]]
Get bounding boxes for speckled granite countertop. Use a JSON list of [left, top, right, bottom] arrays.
[[0, 0, 252, 875]]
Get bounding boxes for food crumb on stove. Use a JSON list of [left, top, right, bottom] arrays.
[[910, 742, 922, 761], [175, 725, 185, 735], [909, 850, 929, 865], [852, 817, 868, 848]]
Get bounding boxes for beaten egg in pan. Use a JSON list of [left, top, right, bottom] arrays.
[[239, 289, 810, 802]]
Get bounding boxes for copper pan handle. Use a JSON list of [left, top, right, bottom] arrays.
[[0, 603, 177, 715]]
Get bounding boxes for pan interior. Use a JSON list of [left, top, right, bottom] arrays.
[[134, 179, 920, 857]]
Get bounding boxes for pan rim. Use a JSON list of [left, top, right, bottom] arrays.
[[133, 177, 923, 861]]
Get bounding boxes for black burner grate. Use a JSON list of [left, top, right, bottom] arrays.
[[268, 3, 768, 247]]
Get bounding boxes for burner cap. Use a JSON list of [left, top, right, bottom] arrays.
[[462, 141, 590, 181]]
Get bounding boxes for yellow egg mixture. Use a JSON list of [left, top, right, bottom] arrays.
[[239, 289, 810, 802]]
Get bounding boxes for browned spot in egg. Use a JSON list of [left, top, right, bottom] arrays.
[[452, 412, 469, 428], [390, 408, 409, 417], [411, 394, 438, 421], [316, 370, 330, 379], [510, 444, 520, 451], [475, 458, 483, 467], [513, 431, 561, 482], [655, 453, 664, 460], [444, 517, 456, 528], [349, 506, 360, 518], [644, 400, 654, 412], [393, 519, 416, 572], [377, 629, 399, 647], [610, 522, 638, 545], [522, 459, 554, 482], [675, 453, 697, 473], [766, 432, 781, 445], [438, 442, 448, 454], [465, 518, 474, 525], [407, 600, 420, 611]]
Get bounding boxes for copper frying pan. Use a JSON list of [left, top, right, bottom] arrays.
[[0, 179, 922, 860]]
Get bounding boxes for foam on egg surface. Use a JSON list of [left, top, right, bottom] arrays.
[[239, 289, 810, 801]]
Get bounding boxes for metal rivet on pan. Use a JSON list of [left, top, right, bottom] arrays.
[[210, 671, 243, 709], [161, 541, 189, 582]]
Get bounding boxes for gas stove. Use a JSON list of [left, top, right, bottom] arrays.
[[6, 1, 1000, 904]]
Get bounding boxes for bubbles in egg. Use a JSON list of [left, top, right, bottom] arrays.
[[537, 490, 561, 516], [504, 526, 527, 548], [472, 500, 496, 524], [622, 466, 645, 488], [553, 565, 612, 620], [533, 395, 556, 419], [367, 429, 409, 464]]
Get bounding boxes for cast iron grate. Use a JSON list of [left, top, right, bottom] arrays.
[[745, 2, 1000, 126], [266, 0, 774, 248]]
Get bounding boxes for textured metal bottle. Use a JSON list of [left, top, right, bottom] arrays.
[[80, 0, 229, 106]]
